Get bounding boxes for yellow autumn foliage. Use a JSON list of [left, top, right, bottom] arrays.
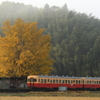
[[0, 18, 54, 77]]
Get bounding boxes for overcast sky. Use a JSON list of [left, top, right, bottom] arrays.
[[0, 0, 100, 19]]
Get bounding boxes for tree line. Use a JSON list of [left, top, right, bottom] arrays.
[[0, 1, 100, 77]]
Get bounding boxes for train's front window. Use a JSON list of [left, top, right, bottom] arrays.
[[34, 79, 37, 82], [27, 78, 37, 82], [27, 79, 31, 82]]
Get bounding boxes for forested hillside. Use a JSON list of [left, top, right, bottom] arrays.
[[0, 1, 100, 77]]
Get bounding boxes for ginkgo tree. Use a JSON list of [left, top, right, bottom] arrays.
[[0, 18, 54, 77]]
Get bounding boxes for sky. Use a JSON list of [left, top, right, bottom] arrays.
[[0, 0, 100, 19]]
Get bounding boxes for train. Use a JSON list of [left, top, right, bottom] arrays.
[[0, 75, 100, 91], [27, 75, 100, 91]]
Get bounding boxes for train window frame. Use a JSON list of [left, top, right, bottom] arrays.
[[94, 81, 97, 84], [62, 80, 64, 84], [81, 80, 83, 84], [38, 79, 40, 83], [92, 81, 94, 84], [87, 81, 89, 84], [68, 80, 70, 84], [47, 79, 49, 83], [43, 79, 46, 83], [30, 78, 37, 83], [56, 80, 58, 83], [53, 80, 55, 83], [76, 80, 80, 84], [41, 79, 43, 83], [76, 80, 78, 84], [78, 80, 80, 84], [59, 80, 61, 83], [30, 78, 34, 82], [65, 80, 67, 83], [33, 79, 37, 82], [73, 80, 75, 84], [50, 79, 52, 83], [86, 81, 87, 84], [71, 80, 73, 84]]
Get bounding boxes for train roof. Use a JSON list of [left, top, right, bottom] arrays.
[[28, 75, 100, 79], [38, 75, 82, 79], [85, 77, 100, 79]]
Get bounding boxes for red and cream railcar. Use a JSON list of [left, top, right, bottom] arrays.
[[27, 75, 84, 90], [27, 75, 100, 90], [83, 77, 100, 89]]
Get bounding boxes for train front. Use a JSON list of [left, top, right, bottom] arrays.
[[27, 75, 38, 88]]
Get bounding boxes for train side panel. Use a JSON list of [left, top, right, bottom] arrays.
[[27, 75, 84, 89], [84, 79, 100, 89], [31, 83, 84, 89]]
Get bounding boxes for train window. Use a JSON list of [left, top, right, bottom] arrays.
[[59, 80, 61, 83], [47, 79, 49, 82], [95, 81, 97, 84], [50, 80, 52, 83], [90, 81, 91, 84], [34, 79, 37, 82], [92, 81, 94, 83], [27, 79, 30, 82], [76, 80, 78, 84], [87, 81, 89, 84], [68, 80, 70, 83], [81, 80, 83, 84], [71, 80, 73, 83], [82, 80, 84, 84], [38, 79, 40, 83], [76, 80, 80, 84], [79, 80, 80, 84], [30, 78, 37, 82], [53, 80, 55, 83], [99, 81, 100, 84], [85, 81, 87, 84], [44, 79, 46, 83], [65, 80, 67, 83], [30, 78, 34, 82], [56, 80, 58, 83], [62, 80, 64, 83], [97, 81, 98, 84], [41, 79, 43, 83], [73, 80, 75, 83]]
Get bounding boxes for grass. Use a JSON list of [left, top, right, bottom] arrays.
[[0, 91, 100, 97]]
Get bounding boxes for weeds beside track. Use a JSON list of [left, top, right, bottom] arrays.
[[0, 91, 100, 97]]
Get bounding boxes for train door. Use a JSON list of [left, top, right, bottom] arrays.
[[30, 78, 33, 87], [70, 80, 76, 88], [82, 79, 84, 88], [30, 78, 37, 87]]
